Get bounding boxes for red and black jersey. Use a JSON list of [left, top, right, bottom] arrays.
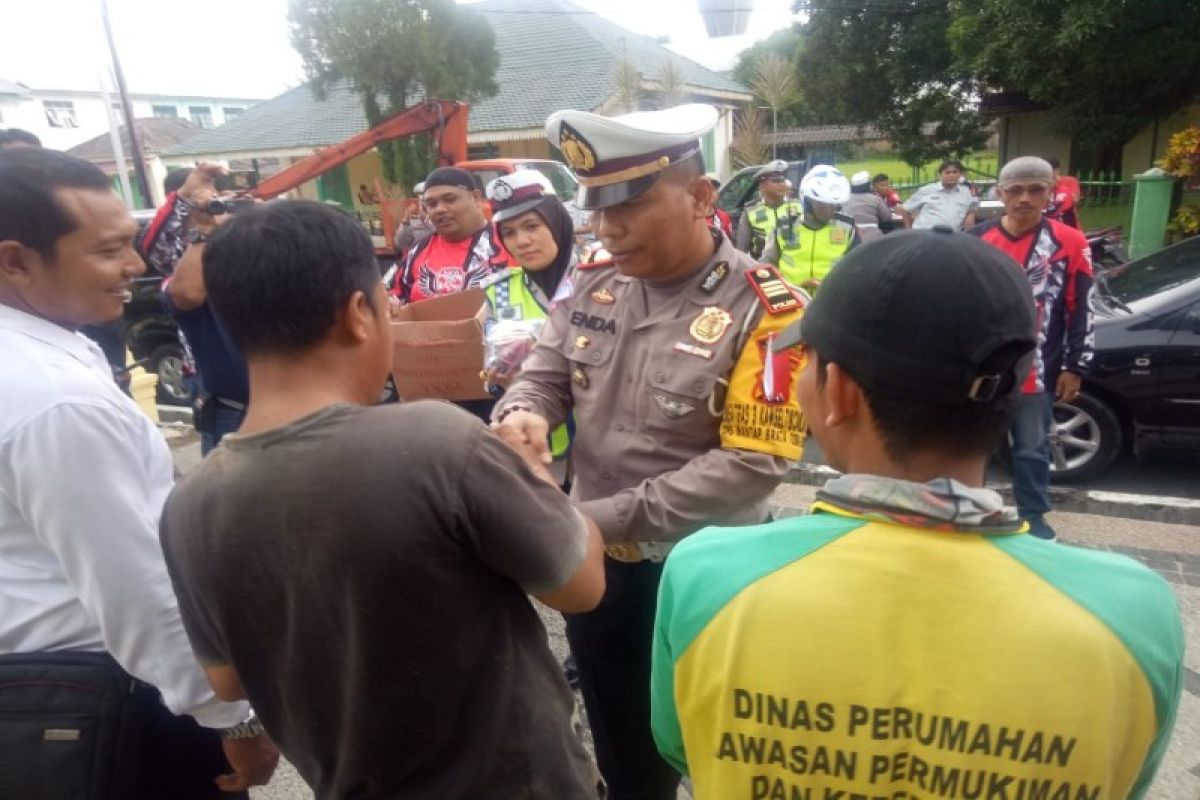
[[391, 226, 508, 305], [971, 217, 1094, 394]]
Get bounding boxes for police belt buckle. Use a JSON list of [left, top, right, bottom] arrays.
[[604, 542, 676, 564]]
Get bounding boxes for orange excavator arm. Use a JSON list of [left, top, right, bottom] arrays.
[[248, 99, 469, 200]]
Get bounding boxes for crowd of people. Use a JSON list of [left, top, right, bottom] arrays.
[[0, 100, 1185, 800]]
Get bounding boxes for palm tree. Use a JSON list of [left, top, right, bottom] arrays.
[[731, 106, 770, 168], [752, 54, 798, 159], [612, 57, 642, 115], [654, 59, 687, 109]]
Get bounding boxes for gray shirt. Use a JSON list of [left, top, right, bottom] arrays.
[[903, 182, 978, 229], [841, 192, 893, 241]]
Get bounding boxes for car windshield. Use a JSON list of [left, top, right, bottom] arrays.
[[717, 169, 757, 213], [1099, 236, 1200, 306], [518, 162, 577, 201]]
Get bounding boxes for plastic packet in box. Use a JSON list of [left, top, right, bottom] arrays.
[[485, 318, 545, 382]]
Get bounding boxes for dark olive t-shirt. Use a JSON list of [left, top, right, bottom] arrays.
[[160, 401, 596, 799]]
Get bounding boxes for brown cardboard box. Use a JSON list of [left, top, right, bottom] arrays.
[[390, 288, 490, 401]]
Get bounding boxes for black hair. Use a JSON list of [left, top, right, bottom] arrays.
[[815, 354, 1016, 462], [1045, 156, 1061, 170], [938, 159, 965, 174], [871, 173, 889, 184], [0, 148, 113, 258], [203, 200, 382, 356], [0, 128, 42, 148], [164, 168, 192, 195]]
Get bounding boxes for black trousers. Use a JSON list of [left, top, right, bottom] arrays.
[[0, 652, 241, 800], [565, 559, 680, 800]]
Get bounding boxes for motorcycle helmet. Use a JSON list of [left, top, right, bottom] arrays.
[[799, 164, 851, 205]]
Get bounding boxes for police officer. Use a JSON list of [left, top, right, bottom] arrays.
[[492, 104, 808, 800], [734, 159, 801, 259], [762, 164, 859, 293], [482, 170, 577, 474]]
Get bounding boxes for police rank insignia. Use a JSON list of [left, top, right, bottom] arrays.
[[590, 288, 615, 305], [747, 267, 803, 315], [559, 122, 597, 174], [700, 261, 728, 293], [689, 306, 733, 345]]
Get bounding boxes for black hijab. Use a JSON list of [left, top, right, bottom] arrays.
[[499, 195, 576, 300]]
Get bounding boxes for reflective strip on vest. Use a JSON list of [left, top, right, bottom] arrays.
[[777, 219, 853, 285], [485, 269, 571, 459]]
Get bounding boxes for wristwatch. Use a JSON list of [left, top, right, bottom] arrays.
[[187, 228, 210, 244], [220, 711, 265, 741]]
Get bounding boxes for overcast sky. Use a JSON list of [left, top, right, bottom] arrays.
[[0, 0, 798, 99]]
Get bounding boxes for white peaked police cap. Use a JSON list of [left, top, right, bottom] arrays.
[[544, 104, 719, 210]]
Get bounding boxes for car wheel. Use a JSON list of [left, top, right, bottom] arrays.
[[1047, 392, 1121, 483], [149, 343, 194, 405]]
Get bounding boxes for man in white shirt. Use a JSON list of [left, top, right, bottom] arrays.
[[0, 147, 278, 797], [900, 159, 979, 230]]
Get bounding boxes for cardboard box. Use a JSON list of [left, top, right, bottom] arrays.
[[390, 288, 490, 401]]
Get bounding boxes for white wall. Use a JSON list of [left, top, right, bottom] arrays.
[[0, 88, 257, 151]]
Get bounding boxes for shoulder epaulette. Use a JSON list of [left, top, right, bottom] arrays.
[[745, 265, 805, 315], [578, 247, 616, 270]]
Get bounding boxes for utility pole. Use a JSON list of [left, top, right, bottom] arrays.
[[101, 0, 152, 208]]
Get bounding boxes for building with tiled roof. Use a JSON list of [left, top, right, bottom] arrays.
[[161, 0, 750, 205]]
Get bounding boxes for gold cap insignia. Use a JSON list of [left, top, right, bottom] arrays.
[[559, 122, 597, 174]]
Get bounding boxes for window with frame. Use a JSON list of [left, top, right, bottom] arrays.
[[189, 105, 213, 128], [43, 100, 78, 128], [222, 106, 244, 120], [152, 104, 178, 118]]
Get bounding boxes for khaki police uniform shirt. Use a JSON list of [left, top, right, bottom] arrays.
[[496, 235, 807, 544]]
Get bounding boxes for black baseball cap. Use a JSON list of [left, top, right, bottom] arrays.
[[773, 227, 1037, 404], [423, 167, 480, 193]]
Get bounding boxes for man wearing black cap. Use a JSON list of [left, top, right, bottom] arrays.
[[651, 230, 1183, 799], [493, 105, 807, 800], [389, 167, 508, 305], [734, 159, 802, 259]]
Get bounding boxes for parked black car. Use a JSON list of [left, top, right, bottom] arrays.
[[125, 275, 194, 405], [1048, 234, 1200, 481]]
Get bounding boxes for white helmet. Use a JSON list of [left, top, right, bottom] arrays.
[[799, 164, 851, 205]]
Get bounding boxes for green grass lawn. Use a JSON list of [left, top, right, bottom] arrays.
[[833, 153, 1000, 188]]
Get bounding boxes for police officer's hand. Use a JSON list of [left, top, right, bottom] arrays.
[[217, 732, 279, 792], [492, 410, 552, 466], [178, 162, 226, 208]]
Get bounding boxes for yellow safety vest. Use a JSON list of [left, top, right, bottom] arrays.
[[745, 200, 803, 259], [484, 269, 571, 459], [776, 214, 855, 287]]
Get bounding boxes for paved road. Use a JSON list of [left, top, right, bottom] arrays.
[[163, 432, 1198, 799]]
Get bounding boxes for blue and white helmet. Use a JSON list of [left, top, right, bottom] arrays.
[[799, 164, 851, 205]]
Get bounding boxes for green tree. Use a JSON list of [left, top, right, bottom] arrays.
[[654, 59, 687, 109], [289, 0, 498, 187], [949, 0, 1200, 170], [752, 54, 800, 158], [795, 0, 987, 167], [732, 26, 808, 127]]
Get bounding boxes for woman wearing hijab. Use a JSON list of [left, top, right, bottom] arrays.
[[480, 170, 580, 470]]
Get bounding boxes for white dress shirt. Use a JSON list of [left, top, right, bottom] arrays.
[[0, 304, 246, 728]]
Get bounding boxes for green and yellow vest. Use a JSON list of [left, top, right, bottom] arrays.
[[484, 268, 571, 459], [746, 200, 803, 260]]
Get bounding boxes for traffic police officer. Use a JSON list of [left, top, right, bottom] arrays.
[[492, 104, 808, 800], [763, 164, 859, 293], [733, 159, 802, 259]]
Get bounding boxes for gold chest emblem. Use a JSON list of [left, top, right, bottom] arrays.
[[689, 306, 733, 345]]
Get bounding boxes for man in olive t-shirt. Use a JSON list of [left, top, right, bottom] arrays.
[[159, 201, 605, 799]]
